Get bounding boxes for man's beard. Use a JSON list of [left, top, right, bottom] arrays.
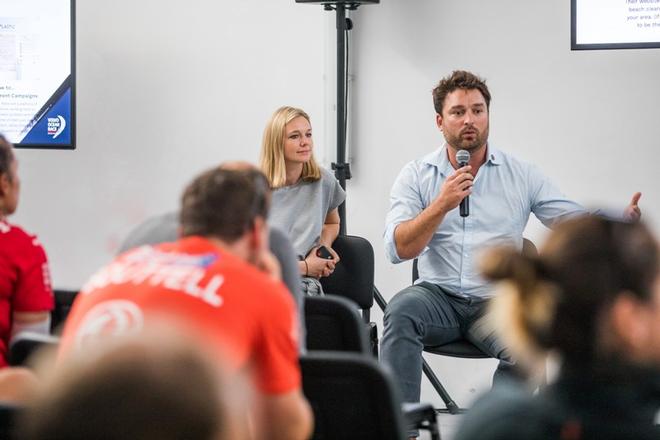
[[446, 125, 489, 152]]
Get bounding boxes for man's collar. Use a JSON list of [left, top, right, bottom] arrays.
[[485, 145, 502, 166], [420, 146, 448, 168], [423, 143, 502, 176]]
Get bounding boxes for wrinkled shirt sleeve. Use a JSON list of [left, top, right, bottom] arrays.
[[384, 162, 426, 264], [527, 164, 586, 228]]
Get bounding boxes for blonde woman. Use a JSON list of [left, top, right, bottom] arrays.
[[260, 106, 345, 296]]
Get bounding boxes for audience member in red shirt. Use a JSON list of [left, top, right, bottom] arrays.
[[59, 166, 313, 440], [0, 135, 54, 401]]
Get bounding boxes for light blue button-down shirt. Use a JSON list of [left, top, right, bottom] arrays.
[[384, 144, 586, 298]]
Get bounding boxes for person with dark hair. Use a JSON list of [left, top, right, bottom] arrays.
[[116, 162, 307, 352], [454, 216, 660, 440], [21, 331, 248, 440], [58, 166, 313, 440], [119, 211, 301, 310], [381, 70, 642, 437], [0, 135, 53, 400]]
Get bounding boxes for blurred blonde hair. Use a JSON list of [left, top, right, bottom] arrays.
[[480, 249, 558, 371], [259, 106, 321, 189], [480, 217, 659, 371]]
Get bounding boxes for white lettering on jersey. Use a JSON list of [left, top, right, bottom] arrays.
[[42, 263, 52, 291], [198, 275, 224, 307], [81, 248, 225, 308]]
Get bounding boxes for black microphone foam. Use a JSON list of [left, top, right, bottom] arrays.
[[456, 150, 470, 217]]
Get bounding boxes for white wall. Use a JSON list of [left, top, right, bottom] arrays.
[[346, 0, 660, 407], [11, 0, 660, 411], [14, 0, 328, 288]]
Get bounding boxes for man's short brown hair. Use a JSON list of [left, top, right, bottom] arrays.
[[432, 70, 491, 115], [180, 167, 270, 243]]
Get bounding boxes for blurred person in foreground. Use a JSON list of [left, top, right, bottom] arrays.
[[0, 135, 53, 402], [20, 329, 247, 440], [58, 166, 313, 440], [455, 216, 660, 440]]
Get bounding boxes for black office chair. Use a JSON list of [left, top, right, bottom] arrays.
[[320, 234, 378, 355], [320, 234, 374, 320], [305, 295, 370, 354], [51, 289, 79, 333], [301, 352, 440, 440]]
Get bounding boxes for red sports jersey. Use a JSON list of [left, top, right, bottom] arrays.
[[0, 220, 54, 367], [59, 236, 301, 394]]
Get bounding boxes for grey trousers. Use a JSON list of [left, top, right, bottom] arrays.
[[380, 282, 514, 406], [301, 276, 324, 296]]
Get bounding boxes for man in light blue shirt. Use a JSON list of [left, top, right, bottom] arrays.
[[381, 71, 642, 431]]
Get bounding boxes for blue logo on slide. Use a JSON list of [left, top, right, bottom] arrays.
[[21, 88, 72, 145], [47, 115, 66, 139]]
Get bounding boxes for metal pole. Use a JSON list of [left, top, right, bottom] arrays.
[[335, 3, 348, 235]]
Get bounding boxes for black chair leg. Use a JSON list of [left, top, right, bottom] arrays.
[[421, 359, 463, 414], [373, 286, 388, 311]]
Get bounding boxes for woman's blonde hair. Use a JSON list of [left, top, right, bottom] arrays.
[[481, 217, 659, 369], [259, 106, 321, 189]]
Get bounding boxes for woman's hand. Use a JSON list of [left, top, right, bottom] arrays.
[[303, 247, 336, 279], [325, 246, 340, 266]]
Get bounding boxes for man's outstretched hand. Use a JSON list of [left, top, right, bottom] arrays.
[[624, 192, 642, 222]]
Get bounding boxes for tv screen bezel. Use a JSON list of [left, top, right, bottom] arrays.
[[571, 0, 660, 51], [10, 0, 76, 150]]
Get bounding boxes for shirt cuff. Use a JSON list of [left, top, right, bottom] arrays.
[[384, 222, 404, 264]]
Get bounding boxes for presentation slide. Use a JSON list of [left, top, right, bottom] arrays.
[[573, 0, 660, 49], [0, 0, 74, 149]]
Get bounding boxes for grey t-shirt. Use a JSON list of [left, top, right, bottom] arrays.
[[270, 167, 346, 257]]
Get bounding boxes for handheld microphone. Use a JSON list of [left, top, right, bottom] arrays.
[[456, 150, 470, 217]]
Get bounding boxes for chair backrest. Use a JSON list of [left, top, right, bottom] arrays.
[[301, 352, 407, 440], [304, 296, 370, 354], [51, 289, 79, 333], [412, 259, 420, 285], [320, 235, 374, 312]]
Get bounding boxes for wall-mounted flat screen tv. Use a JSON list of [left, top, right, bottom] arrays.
[[0, 0, 75, 149], [572, 0, 660, 50]]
